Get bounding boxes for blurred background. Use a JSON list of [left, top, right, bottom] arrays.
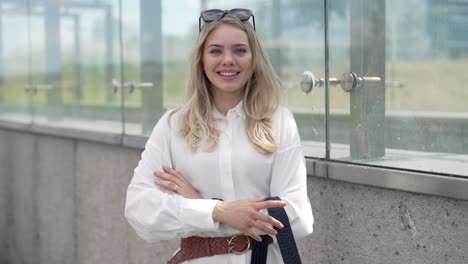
[[1, 0, 467, 175]]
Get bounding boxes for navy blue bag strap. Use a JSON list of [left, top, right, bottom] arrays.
[[251, 196, 302, 264], [250, 235, 271, 263]]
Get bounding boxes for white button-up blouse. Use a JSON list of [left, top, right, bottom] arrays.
[[125, 102, 314, 264]]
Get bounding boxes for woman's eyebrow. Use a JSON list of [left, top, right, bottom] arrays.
[[232, 43, 249, 47], [206, 43, 249, 48], [206, 44, 223, 48]]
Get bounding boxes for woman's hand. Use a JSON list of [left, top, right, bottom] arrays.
[[154, 166, 202, 199], [212, 196, 286, 241]]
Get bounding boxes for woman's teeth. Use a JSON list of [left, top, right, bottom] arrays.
[[219, 72, 238, 76]]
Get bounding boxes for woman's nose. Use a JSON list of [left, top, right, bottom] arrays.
[[222, 52, 235, 65]]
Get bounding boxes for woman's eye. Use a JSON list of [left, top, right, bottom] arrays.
[[234, 48, 248, 55], [209, 49, 222, 55]]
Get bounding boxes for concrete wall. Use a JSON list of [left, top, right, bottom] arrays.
[[0, 130, 9, 264], [0, 128, 467, 264]]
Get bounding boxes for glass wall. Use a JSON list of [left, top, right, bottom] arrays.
[[0, 0, 467, 178], [0, 0, 32, 124], [380, 0, 468, 175], [2, 0, 124, 133], [122, 0, 199, 136], [326, 0, 468, 176]]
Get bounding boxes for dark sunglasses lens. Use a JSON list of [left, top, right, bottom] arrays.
[[230, 9, 251, 20], [202, 10, 224, 22]]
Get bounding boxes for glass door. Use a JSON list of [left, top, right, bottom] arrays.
[[31, 0, 123, 134], [29, 0, 61, 125], [0, 0, 32, 124], [327, 0, 386, 161], [121, 0, 161, 136], [309, 0, 468, 177], [122, 0, 200, 136]]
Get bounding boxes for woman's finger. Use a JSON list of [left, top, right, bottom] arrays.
[[248, 196, 267, 202], [254, 200, 287, 211], [245, 228, 262, 242], [155, 179, 180, 193], [158, 186, 178, 195], [154, 171, 184, 188], [154, 180, 177, 194], [250, 220, 278, 236], [162, 166, 189, 184], [254, 212, 284, 229]]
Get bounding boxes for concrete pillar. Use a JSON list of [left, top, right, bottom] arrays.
[[0, 131, 10, 264], [9, 133, 38, 264]]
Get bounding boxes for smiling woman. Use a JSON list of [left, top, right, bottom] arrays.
[[203, 24, 254, 114], [125, 9, 314, 264]]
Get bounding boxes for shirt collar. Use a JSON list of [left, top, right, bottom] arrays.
[[212, 100, 246, 120]]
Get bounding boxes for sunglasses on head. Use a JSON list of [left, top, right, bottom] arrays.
[[199, 8, 256, 32]]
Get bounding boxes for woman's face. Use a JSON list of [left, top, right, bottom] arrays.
[[202, 24, 253, 100]]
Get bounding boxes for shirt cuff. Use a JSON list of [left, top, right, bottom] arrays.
[[179, 198, 220, 232]]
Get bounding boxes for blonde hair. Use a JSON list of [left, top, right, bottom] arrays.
[[171, 15, 280, 154]]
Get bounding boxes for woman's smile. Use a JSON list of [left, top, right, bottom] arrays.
[[217, 69, 241, 80]]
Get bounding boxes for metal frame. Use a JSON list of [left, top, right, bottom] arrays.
[[0, 120, 466, 201], [307, 158, 468, 200]]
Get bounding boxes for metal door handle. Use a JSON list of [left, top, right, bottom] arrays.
[[300, 71, 381, 95], [125, 81, 154, 94], [111, 79, 121, 93], [24, 83, 54, 93], [24, 84, 32, 93]]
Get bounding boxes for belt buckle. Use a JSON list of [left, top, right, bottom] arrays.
[[227, 234, 250, 254]]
